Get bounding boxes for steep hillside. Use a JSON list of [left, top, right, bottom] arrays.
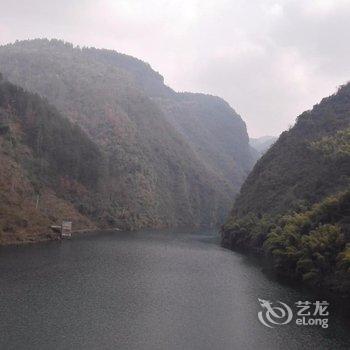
[[156, 93, 253, 190], [82, 46, 254, 187], [0, 75, 104, 244], [222, 84, 350, 295], [0, 39, 254, 229]]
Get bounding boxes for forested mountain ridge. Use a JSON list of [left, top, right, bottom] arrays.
[[156, 92, 253, 189], [222, 83, 350, 295], [82, 45, 254, 185], [0, 39, 254, 231], [0, 74, 105, 244]]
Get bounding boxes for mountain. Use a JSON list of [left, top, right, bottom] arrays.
[[249, 135, 277, 156], [0, 74, 106, 244], [222, 84, 350, 296], [0, 39, 254, 233], [157, 93, 254, 189]]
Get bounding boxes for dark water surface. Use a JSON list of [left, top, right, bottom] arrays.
[[0, 230, 349, 350]]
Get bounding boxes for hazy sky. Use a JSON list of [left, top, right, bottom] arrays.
[[1, 0, 350, 137]]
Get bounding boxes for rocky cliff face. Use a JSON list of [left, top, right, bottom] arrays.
[[0, 39, 254, 231]]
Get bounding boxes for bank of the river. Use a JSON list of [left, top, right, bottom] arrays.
[[221, 228, 350, 303]]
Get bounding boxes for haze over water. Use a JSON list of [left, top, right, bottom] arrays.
[[0, 230, 349, 350]]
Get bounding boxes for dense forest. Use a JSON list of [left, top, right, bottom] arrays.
[[0, 39, 255, 238], [222, 84, 350, 296], [0, 74, 105, 243]]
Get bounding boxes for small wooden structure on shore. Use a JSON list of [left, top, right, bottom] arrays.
[[50, 221, 72, 239], [61, 221, 72, 238]]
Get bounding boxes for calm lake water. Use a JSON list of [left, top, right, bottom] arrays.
[[0, 230, 349, 350]]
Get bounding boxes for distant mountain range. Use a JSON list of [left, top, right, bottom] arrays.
[[249, 135, 277, 156], [222, 83, 350, 296], [0, 39, 255, 243]]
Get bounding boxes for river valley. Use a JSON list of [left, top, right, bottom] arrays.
[[0, 230, 349, 350]]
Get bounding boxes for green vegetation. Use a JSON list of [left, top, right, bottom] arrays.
[[222, 84, 350, 296], [311, 128, 350, 159], [0, 77, 103, 243], [0, 39, 254, 230], [264, 191, 350, 293], [0, 80, 103, 189]]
